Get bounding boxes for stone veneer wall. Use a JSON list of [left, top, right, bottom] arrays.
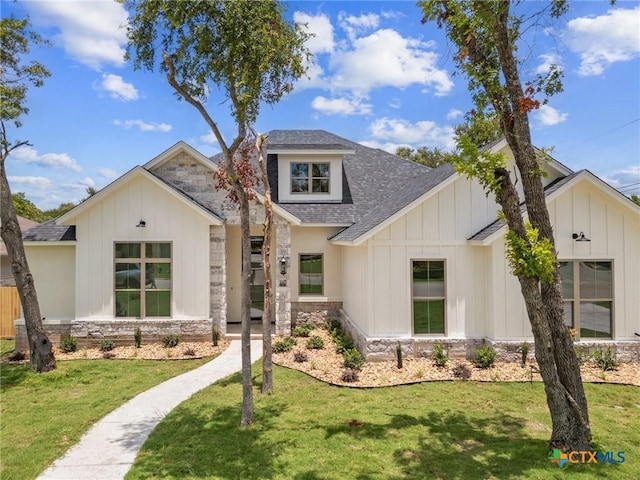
[[210, 225, 227, 334], [15, 319, 213, 351], [291, 302, 342, 327]]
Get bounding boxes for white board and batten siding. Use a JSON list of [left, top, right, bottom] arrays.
[[73, 175, 211, 320], [344, 176, 499, 338]]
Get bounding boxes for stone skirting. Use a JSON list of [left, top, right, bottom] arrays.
[[15, 318, 214, 351], [291, 302, 342, 327]]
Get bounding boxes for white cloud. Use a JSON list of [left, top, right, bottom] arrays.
[[200, 131, 218, 145], [10, 146, 82, 172], [113, 120, 172, 132], [369, 117, 456, 150], [98, 168, 118, 179], [601, 166, 640, 194], [535, 53, 563, 75], [338, 12, 380, 41], [311, 95, 372, 116], [358, 140, 404, 154], [294, 12, 335, 54], [329, 29, 452, 96], [98, 74, 138, 101], [7, 176, 52, 188], [565, 6, 640, 76], [27, 1, 129, 70], [446, 109, 463, 120], [534, 105, 568, 126]]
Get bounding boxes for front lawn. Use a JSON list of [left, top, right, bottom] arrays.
[[127, 365, 639, 479], [0, 357, 213, 480]]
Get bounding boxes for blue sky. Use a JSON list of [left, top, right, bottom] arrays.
[[3, 0, 639, 209]]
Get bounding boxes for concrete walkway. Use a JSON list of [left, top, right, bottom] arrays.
[[38, 340, 263, 480]]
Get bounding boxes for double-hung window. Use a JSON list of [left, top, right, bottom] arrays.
[[115, 242, 172, 317], [291, 162, 330, 194], [559, 261, 613, 338], [299, 254, 323, 295], [412, 260, 445, 334]]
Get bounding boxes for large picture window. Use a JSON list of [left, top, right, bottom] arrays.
[[559, 261, 613, 338], [299, 254, 323, 295], [412, 260, 445, 335], [115, 242, 172, 317], [291, 162, 330, 194]]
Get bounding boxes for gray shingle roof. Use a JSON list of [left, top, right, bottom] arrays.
[[23, 220, 76, 242], [468, 170, 582, 242]]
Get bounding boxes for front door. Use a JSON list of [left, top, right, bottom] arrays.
[[250, 236, 264, 318]]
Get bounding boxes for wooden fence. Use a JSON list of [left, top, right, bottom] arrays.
[[0, 287, 20, 338]]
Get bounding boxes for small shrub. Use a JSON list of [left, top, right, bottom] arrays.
[[162, 335, 180, 348], [452, 363, 472, 380], [326, 319, 342, 335], [341, 368, 359, 383], [431, 342, 448, 368], [343, 348, 365, 370], [519, 342, 529, 368], [293, 351, 308, 363], [183, 348, 196, 356], [60, 335, 78, 353], [293, 322, 315, 337], [272, 336, 296, 353], [100, 340, 115, 352], [134, 327, 142, 348], [475, 345, 497, 369], [593, 346, 618, 372], [102, 352, 116, 359], [306, 335, 324, 350], [334, 333, 355, 354], [211, 325, 220, 346], [396, 342, 403, 369], [574, 345, 589, 365]]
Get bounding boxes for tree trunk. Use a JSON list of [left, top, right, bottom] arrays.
[[257, 136, 274, 395], [490, 5, 591, 451], [0, 157, 55, 372], [236, 187, 254, 427]]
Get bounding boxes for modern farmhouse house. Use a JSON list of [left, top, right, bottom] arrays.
[[18, 130, 640, 359]]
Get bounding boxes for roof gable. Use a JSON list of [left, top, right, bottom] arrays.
[[144, 140, 218, 172]]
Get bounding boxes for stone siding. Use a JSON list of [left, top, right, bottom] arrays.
[[291, 302, 342, 327]]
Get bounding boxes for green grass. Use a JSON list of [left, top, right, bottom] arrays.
[[0, 357, 214, 480], [127, 365, 639, 480], [0, 338, 15, 356]]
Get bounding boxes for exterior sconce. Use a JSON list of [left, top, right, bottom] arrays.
[[136, 219, 146, 228], [572, 232, 590, 242], [280, 255, 288, 275]]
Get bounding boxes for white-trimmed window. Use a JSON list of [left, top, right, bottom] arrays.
[[291, 162, 330, 194], [299, 254, 323, 295], [115, 242, 172, 317], [559, 261, 613, 339], [412, 260, 445, 335]]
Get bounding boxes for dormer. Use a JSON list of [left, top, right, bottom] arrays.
[[269, 143, 354, 203]]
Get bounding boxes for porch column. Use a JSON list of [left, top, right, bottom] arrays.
[[210, 225, 227, 335], [275, 220, 291, 335]]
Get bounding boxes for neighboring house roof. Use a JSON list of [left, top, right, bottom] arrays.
[[22, 220, 76, 242], [468, 169, 640, 245], [1, 216, 40, 255]]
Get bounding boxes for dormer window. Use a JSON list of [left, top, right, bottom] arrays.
[[291, 162, 330, 194]]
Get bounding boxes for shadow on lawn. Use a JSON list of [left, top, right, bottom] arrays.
[[0, 363, 30, 391]]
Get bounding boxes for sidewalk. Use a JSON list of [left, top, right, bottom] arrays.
[[38, 340, 263, 480]]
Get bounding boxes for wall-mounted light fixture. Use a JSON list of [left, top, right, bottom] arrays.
[[572, 231, 590, 242], [136, 219, 146, 228], [280, 255, 289, 275]]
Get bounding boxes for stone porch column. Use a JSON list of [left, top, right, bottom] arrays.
[[275, 220, 291, 335], [210, 225, 227, 334]]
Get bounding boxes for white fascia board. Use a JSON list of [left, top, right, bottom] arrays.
[[24, 241, 76, 246], [144, 140, 218, 171]]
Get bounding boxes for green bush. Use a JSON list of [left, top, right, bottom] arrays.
[[60, 335, 78, 353], [211, 325, 220, 346], [396, 342, 403, 369], [593, 346, 618, 372], [272, 336, 296, 353], [306, 335, 324, 350], [574, 345, 589, 365], [293, 322, 315, 337], [431, 342, 448, 368], [326, 319, 342, 335], [100, 340, 115, 352], [162, 335, 180, 348], [475, 345, 497, 369], [334, 333, 355, 354], [519, 342, 528, 368], [343, 348, 364, 370], [134, 327, 142, 348]]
